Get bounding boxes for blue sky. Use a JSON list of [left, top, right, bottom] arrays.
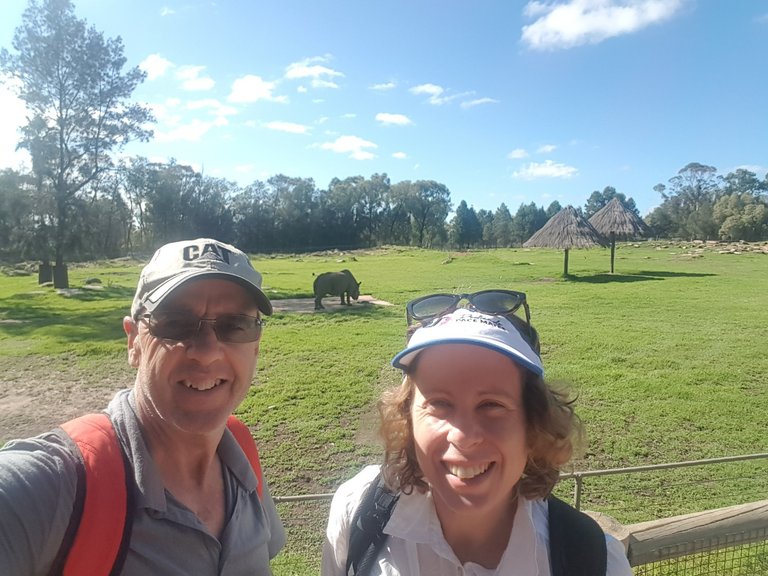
[[1, 0, 767, 217]]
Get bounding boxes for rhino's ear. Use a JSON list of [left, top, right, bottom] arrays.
[[358, 281, 362, 286]]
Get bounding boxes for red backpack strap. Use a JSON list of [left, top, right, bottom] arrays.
[[226, 415, 264, 499], [57, 413, 131, 576]]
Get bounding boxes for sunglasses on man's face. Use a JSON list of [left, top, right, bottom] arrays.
[[405, 289, 539, 353], [138, 312, 265, 343]]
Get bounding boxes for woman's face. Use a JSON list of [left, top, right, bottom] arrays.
[[410, 344, 528, 521]]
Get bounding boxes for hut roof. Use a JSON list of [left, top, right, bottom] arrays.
[[588, 197, 649, 238], [523, 206, 608, 249]]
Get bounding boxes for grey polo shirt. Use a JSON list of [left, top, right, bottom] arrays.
[[0, 389, 285, 575]]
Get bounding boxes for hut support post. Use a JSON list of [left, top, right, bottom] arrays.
[[610, 231, 616, 274], [563, 248, 569, 276]]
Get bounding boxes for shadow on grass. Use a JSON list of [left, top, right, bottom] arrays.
[[568, 270, 718, 283], [0, 289, 130, 344]]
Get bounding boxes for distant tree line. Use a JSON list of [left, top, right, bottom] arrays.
[[2, 158, 766, 265], [1, 0, 767, 269]]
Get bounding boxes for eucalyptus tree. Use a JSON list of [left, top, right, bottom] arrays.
[[0, 168, 44, 262], [405, 180, 451, 247], [713, 192, 768, 241], [326, 175, 366, 247], [652, 162, 721, 239], [0, 0, 152, 284], [231, 180, 277, 253], [380, 181, 412, 245], [268, 175, 319, 251]]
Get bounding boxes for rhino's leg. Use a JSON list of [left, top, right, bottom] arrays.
[[315, 297, 324, 310]]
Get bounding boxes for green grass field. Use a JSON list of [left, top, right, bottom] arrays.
[[1, 242, 766, 574]]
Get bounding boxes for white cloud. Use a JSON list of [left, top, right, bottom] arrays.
[[297, 86, 308, 93], [186, 99, 238, 116], [264, 121, 311, 134], [508, 148, 529, 159], [176, 65, 215, 91], [513, 160, 578, 179], [410, 83, 444, 104], [0, 80, 30, 169], [409, 83, 472, 105], [235, 164, 256, 174], [392, 152, 407, 159], [521, 0, 685, 51], [461, 97, 499, 109], [318, 135, 377, 160], [537, 144, 557, 153], [285, 56, 344, 89], [155, 118, 227, 143], [341, 113, 356, 119], [370, 81, 397, 91], [160, 6, 174, 16], [375, 112, 412, 126], [228, 75, 287, 103], [140, 54, 173, 81]]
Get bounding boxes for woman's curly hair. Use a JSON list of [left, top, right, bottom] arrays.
[[379, 357, 582, 500]]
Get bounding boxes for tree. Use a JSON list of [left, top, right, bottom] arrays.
[[721, 168, 766, 198], [545, 200, 562, 218], [649, 163, 722, 240], [450, 200, 482, 248], [476, 208, 495, 248], [0, 0, 152, 285], [713, 193, 768, 241], [492, 203, 513, 247], [405, 180, 451, 247], [511, 202, 547, 245], [583, 186, 639, 219]]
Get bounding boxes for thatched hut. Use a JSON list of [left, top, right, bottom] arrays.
[[523, 206, 607, 275], [588, 197, 650, 273]]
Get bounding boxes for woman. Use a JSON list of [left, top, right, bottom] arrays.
[[323, 290, 632, 575]]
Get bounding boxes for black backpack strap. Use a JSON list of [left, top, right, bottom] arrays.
[[548, 495, 607, 576], [345, 472, 400, 576]]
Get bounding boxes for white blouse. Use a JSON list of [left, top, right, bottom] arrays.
[[322, 465, 632, 576]]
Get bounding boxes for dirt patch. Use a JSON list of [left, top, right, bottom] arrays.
[[0, 355, 133, 442], [0, 295, 394, 443], [271, 294, 393, 314]]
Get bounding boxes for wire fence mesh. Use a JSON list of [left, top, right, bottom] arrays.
[[269, 455, 768, 576], [633, 531, 768, 576]]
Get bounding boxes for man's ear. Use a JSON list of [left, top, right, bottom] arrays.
[[124, 316, 141, 368]]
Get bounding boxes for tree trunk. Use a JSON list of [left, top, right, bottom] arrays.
[[610, 232, 616, 274]]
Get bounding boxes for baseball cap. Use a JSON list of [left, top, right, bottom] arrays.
[[391, 308, 543, 376], [131, 238, 272, 317]]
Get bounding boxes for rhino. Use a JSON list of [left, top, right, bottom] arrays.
[[313, 269, 361, 310]]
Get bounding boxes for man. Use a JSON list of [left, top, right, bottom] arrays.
[[0, 238, 285, 575]]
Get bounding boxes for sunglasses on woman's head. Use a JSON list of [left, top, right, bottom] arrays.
[[138, 312, 265, 343], [405, 289, 539, 353]]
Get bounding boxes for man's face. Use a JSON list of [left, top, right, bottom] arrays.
[[125, 278, 261, 436]]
